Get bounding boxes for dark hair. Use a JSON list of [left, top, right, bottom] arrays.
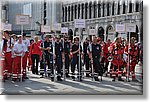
[[75, 37, 79, 41], [23, 33, 26, 37], [4, 31, 9, 35]]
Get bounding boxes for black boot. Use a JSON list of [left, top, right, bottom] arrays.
[[66, 73, 70, 77], [112, 77, 116, 82], [77, 76, 82, 81], [57, 76, 62, 81], [51, 77, 54, 81], [94, 77, 99, 81], [86, 74, 90, 77]]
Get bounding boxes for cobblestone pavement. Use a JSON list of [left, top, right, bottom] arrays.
[[1, 71, 143, 95]]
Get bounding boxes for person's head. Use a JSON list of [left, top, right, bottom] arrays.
[[17, 35, 22, 43], [44, 35, 49, 41], [30, 39, 34, 44], [107, 39, 111, 45], [85, 37, 89, 43], [34, 36, 38, 42], [118, 37, 122, 43], [12, 34, 16, 39], [92, 36, 97, 44], [3, 31, 9, 37], [131, 37, 135, 45], [56, 36, 60, 42], [74, 37, 79, 45], [23, 33, 26, 39]]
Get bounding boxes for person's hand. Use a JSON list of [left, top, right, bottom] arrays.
[[53, 54, 56, 59]]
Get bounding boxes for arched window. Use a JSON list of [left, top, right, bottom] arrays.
[[98, 27, 104, 41], [68, 29, 73, 42], [81, 3, 84, 19], [117, 1, 120, 15], [62, 7, 64, 22], [112, 1, 114, 15], [44, 1, 46, 25], [71, 5, 73, 21], [85, 3, 88, 19], [135, 1, 139, 12], [75, 5, 77, 19], [102, 2, 104, 17], [78, 4, 80, 19], [68, 6, 70, 21], [93, 2, 97, 18], [129, 1, 132, 13], [98, 2, 101, 17], [89, 2, 92, 19], [122, 1, 126, 14], [107, 2, 109, 16]]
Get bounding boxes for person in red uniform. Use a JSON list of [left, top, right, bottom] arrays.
[[22, 34, 30, 79], [1, 31, 8, 81], [101, 39, 111, 76], [3, 31, 13, 79], [124, 37, 138, 81], [111, 37, 124, 81], [29, 36, 42, 75], [27, 39, 34, 71], [12, 35, 25, 81]]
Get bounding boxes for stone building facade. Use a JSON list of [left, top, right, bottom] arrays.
[[62, 0, 143, 42]]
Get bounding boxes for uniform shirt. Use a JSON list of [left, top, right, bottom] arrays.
[[55, 42, 63, 56], [30, 41, 42, 55], [91, 43, 101, 58], [22, 39, 30, 52], [1, 38, 7, 52], [64, 41, 70, 54], [83, 42, 89, 54], [6, 38, 13, 52], [13, 42, 25, 57], [11, 40, 17, 58], [41, 41, 53, 55], [72, 43, 82, 56]]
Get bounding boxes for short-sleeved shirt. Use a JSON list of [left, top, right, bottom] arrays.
[[41, 41, 52, 55], [72, 44, 82, 56], [13, 42, 25, 56], [22, 39, 30, 52], [55, 42, 63, 56]]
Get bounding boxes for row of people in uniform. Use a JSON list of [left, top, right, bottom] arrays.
[[1, 31, 30, 81], [1, 31, 142, 82]]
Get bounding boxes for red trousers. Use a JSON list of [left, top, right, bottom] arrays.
[[22, 52, 29, 77], [12, 56, 22, 79], [0, 58, 5, 80], [5, 52, 12, 77]]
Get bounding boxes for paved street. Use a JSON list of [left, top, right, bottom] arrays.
[[1, 71, 142, 95]]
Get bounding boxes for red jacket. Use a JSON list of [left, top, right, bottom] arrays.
[[30, 40, 42, 56]]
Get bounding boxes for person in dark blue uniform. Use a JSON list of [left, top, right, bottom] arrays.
[[64, 37, 70, 77], [83, 37, 90, 77], [47, 38, 54, 81], [71, 37, 82, 81], [90, 36, 102, 81], [40, 35, 51, 78], [55, 36, 63, 81]]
